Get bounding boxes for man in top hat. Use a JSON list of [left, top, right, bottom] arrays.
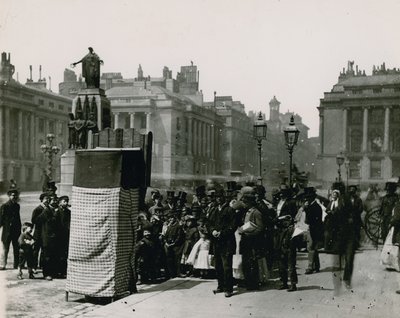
[[254, 185, 276, 272], [340, 185, 363, 288], [163, 210, 184, 278], [192, 185, 207, 219], [380, 182, 399, 241], [163, 191, 177, 221], [0, 189, 22, 269], [302, 187, 323, 274], [239, 187, 265, 290], [176, 191, 189, 219], [209, 189, 236, 297]]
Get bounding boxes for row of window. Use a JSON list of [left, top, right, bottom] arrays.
[[347, 159, 400, 179], [351, 87, 400, 94], [38, 99, 67, 111], [348, 128, 400, 153], [349, 108, 400, 125]]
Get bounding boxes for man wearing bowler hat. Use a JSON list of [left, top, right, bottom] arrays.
[[0, 189, 22, 269]]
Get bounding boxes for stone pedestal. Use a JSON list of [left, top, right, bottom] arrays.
[[57, 150, 76, 198], [72, 88, 111, 130]]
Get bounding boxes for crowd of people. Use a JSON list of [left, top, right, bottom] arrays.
[[135, 178, 395, 297], [0, 184, 71, 281], [1, 178, 400, 298]]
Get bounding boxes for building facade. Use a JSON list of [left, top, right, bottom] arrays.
[[318, 61, 400, 187], [0, 52, 72, 191], [103, 64, 257, 188]]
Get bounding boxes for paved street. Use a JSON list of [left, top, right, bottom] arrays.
[[1, 245, 399, 318]]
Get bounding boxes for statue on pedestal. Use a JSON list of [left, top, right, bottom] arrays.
[[71, 47, 103, 89]]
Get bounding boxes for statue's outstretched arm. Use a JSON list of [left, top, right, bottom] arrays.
[[71, 59, 83, 67]]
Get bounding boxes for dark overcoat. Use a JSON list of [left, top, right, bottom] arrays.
[[209, 204, 236, 255], [0, 200, 21, 242]]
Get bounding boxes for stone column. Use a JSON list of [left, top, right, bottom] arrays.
[[114, 112, 120, 129], [362, 107, 368, 152], [0, 107, 3, 181], [211, 125, 215, 159], [196, 120, 200, 156], [383, 106, 390, 152], [146, 112, 152, 133], [4, 107, 10, 157], [342, 108, 348, 151], [0, 107, 3, 157], [18, 110, 23, 158], [318, 109, 324, 155], [30, 113, 35, 159], [188, 117, 193, 155], [208, 124, 212, 158], [203, 123, 207, 157], [129, 112, 135, 129]]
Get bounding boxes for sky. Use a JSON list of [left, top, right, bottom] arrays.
[[1, 0, 400, 137]]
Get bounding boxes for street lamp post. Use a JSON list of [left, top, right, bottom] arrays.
[[283, 115, 300, 187], [336, 152, 345, 182], [40, 133, 60, 180], [253, 112, 267, 185]]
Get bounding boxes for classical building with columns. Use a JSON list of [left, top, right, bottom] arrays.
[[318, 61, 400, 187], [0, 52, 71, 191], [102, 64, 258, 187]]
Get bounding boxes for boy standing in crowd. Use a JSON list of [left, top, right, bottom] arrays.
[[17, 222, 35, 279]]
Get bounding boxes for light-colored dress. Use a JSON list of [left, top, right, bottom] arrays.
[[187, 238, 213, 269]]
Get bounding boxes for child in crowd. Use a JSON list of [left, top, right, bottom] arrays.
[[17, 222, 35, 280], [187, 229, 213, 278]]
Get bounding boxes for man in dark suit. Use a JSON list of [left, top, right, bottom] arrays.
[[275, 186, 298, 291], [164, 211, 184, 278], [56, 195, 71, 278], [209, 189, 236, 297], [303, 187, 324, 274], [35, 194, 60, 280], [31, 193, 50, 271], [0, 189, 21, 269], [239, 187, 265, 290], [342, 185, 363, 288]]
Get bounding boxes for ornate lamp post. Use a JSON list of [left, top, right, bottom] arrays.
[[336, 152, 345, 182], [253, 112, 267, 185], [40, 133, 60, 180], [283, 115, 300, 187]]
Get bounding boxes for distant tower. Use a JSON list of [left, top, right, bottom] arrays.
[[269, 95, 280, 121], [0, 52, 15, 82], [138, 64, 144, 81]]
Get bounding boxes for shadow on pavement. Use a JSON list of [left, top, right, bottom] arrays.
[[135, 278, 207, 294]]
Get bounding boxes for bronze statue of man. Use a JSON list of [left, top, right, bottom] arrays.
[[71, 47, 103, 89]]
